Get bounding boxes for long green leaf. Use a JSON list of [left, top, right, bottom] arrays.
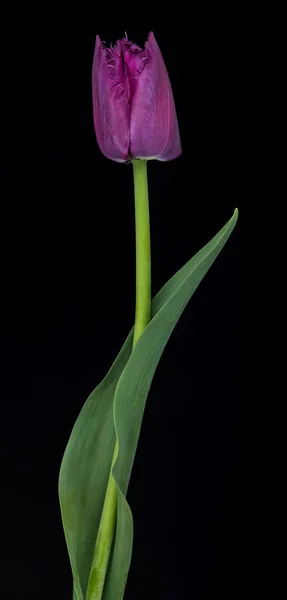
[[59, 209, 238, 600]]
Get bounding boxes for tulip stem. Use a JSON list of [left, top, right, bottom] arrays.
[[86, 160, 151, 600], [132, 159, 151, 347]]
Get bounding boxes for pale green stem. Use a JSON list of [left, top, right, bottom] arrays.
[[86, 159, 151, 600], [132, 159, 151, 347]]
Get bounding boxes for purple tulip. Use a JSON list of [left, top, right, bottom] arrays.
[[92, 32, 182, 162]]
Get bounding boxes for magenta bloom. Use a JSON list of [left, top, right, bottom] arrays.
[[92, 32, 182, 162]]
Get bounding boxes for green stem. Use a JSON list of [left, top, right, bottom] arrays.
[[86, 159, 151, 600], [132, 159, 151, 347]]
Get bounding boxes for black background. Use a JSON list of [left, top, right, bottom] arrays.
[[0, 9, 285, 600]]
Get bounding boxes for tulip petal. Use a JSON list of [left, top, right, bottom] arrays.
[[129, 32, 182, 161], [121, 39, 149, 101], [92, 36, 130, 162]]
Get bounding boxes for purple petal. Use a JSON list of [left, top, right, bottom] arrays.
[[129, 32, 182, 161], [121, 39, 149, 101], [92, 36, 130, 162]]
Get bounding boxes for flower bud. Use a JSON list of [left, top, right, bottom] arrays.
[[92, 32, 181, 162]]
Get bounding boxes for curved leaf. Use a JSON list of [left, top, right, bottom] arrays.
[[58, 209, 238, 600]]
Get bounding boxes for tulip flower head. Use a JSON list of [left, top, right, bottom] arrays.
[[92, 32, 182, 162]]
